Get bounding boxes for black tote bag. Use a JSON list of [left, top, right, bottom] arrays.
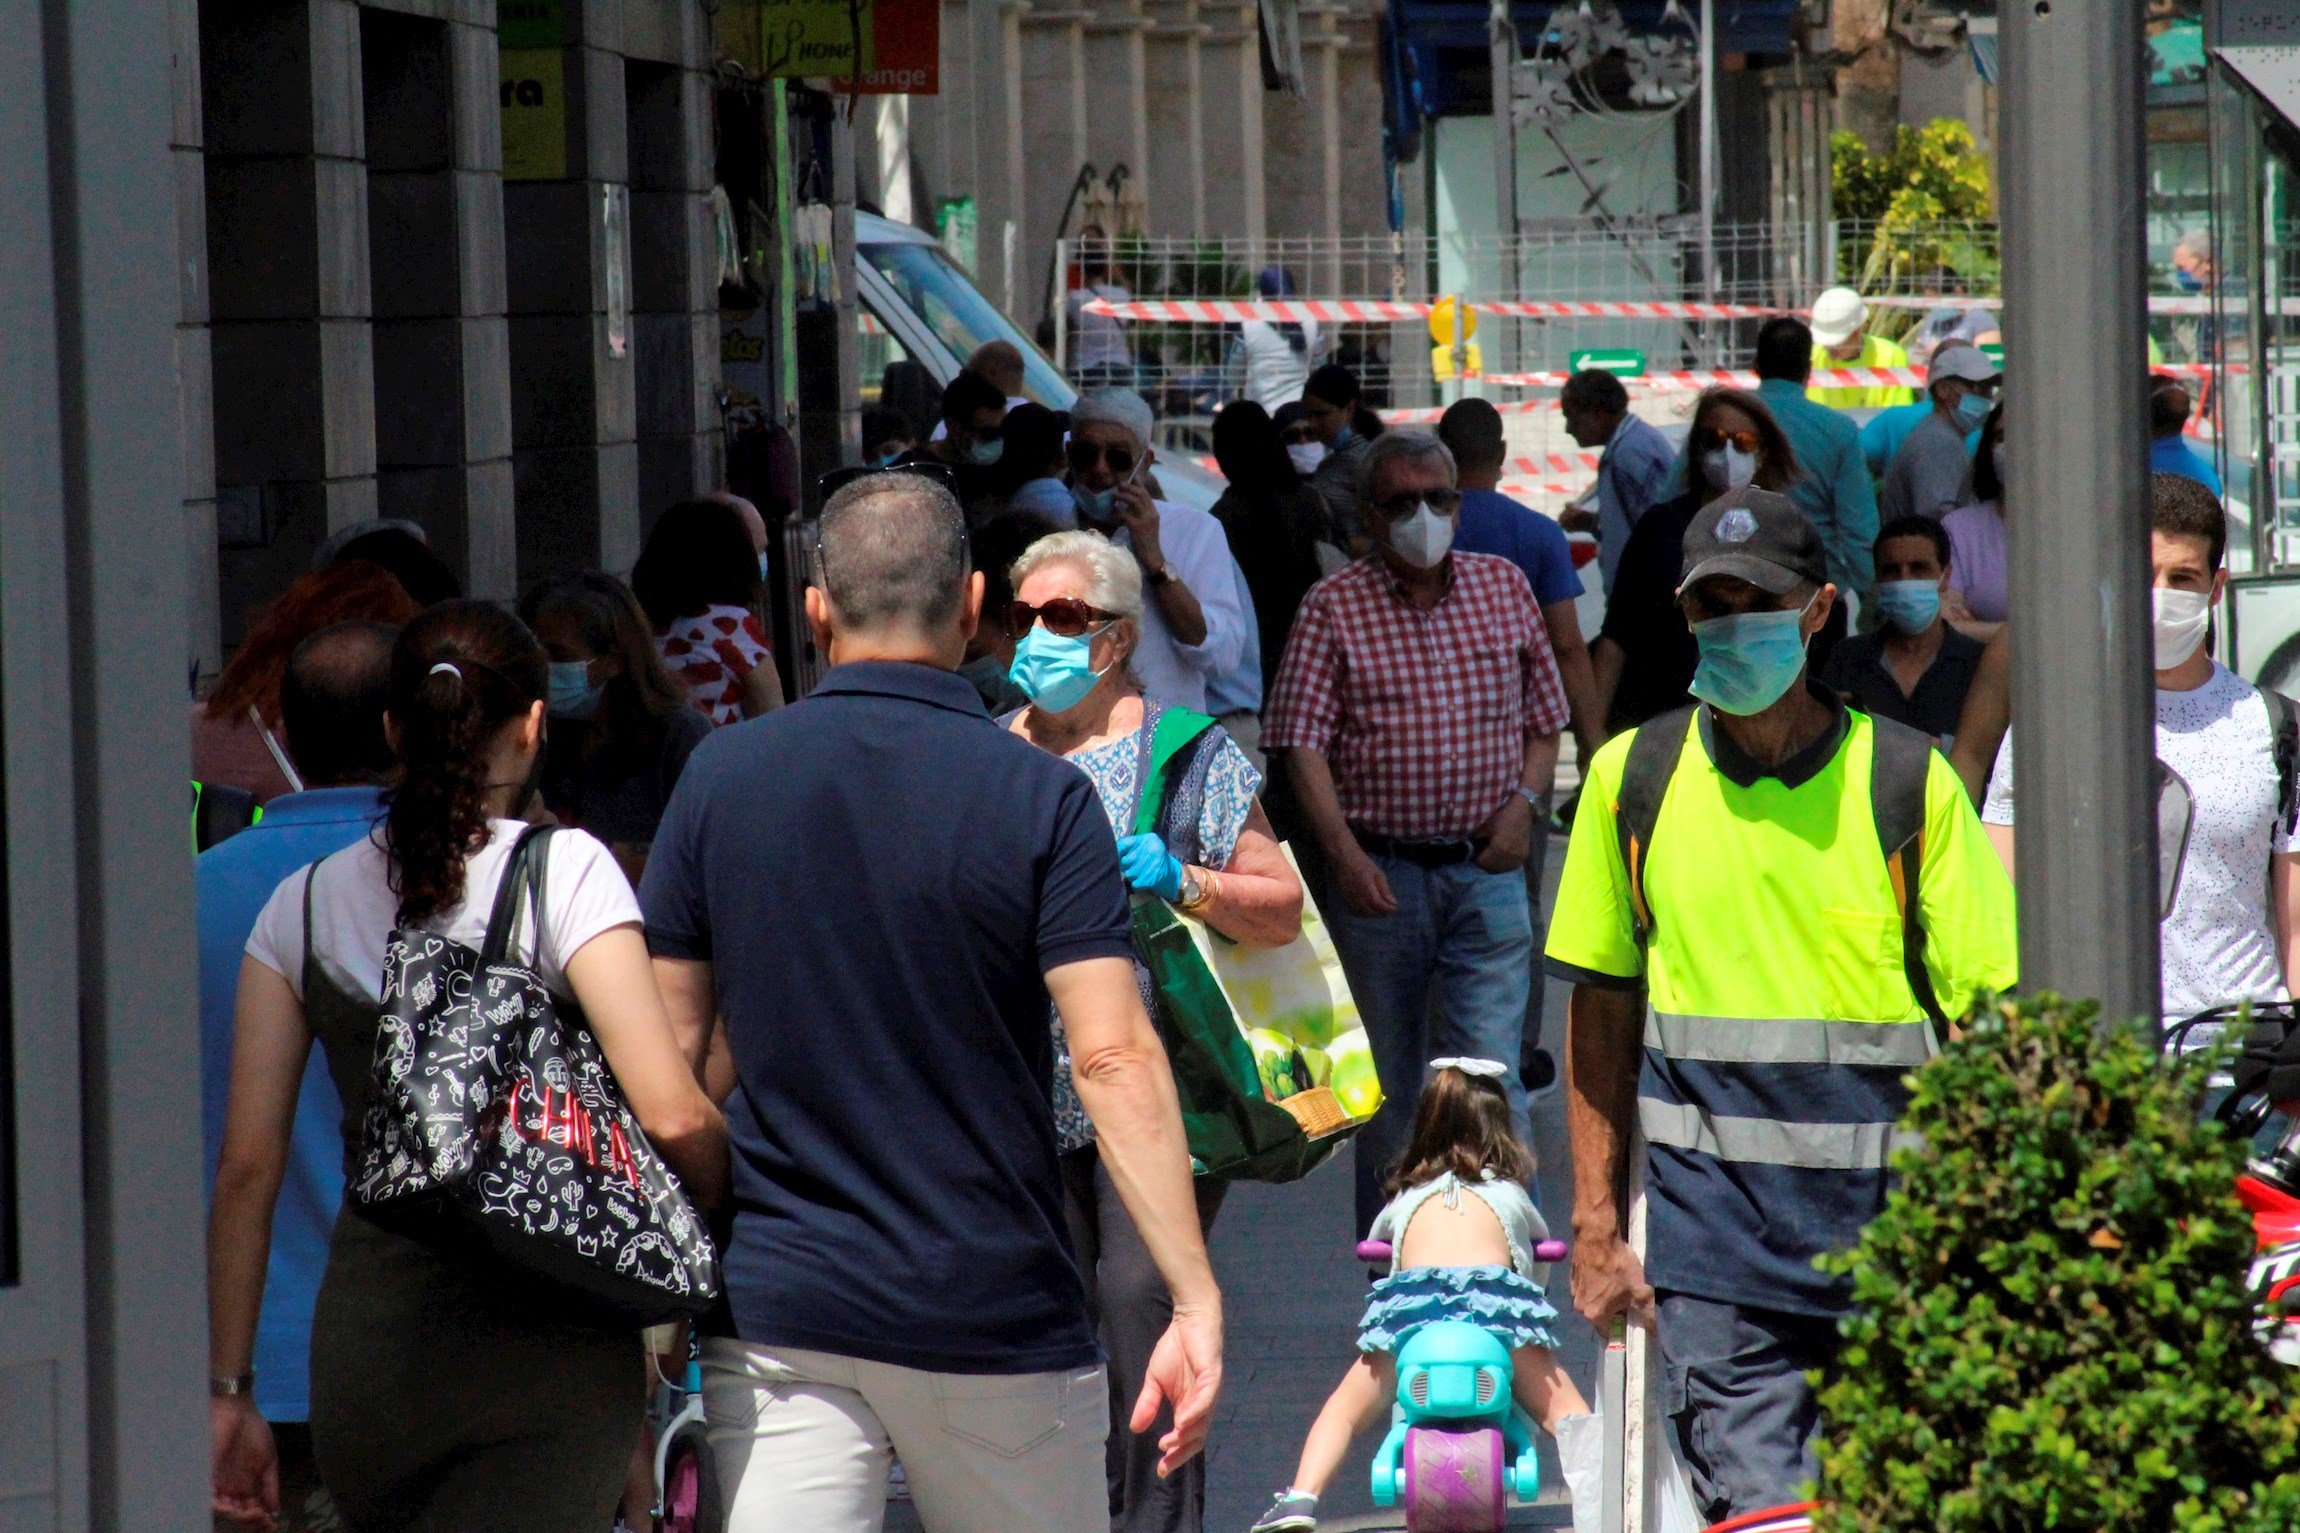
[[348, 824, 719, 1323]]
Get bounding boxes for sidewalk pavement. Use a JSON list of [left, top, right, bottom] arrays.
[[894, 833, 1592, 1532]]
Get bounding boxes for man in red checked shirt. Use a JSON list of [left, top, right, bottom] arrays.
[[1265, 428, 1569, 1233]]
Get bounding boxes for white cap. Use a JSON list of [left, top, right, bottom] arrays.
[[1926, 342, 2000, 385], [1071, 387, 1155, 449], [1809, 287, 1869, 348]]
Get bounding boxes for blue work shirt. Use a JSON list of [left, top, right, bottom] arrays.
[[2151, 435, 2225, 497], [1862, 403, 1982, 480], [639, 661, 1134, 1374], [1593, 413, 1677, 592], [1755, 379, 1881, 596], [1456, 487, 1584, 609], [197, 785, 386, 1422]]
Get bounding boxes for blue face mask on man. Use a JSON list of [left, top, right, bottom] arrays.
[[1688, 597, 1815, 716], [1873, 579, 1942, 635], [1954, 391, 1993, 429], [1007, 626, 1108, 714], [547, 660, 604, 721], [966, 436, 1004, 467]]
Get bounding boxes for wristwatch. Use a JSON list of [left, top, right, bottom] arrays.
[[1177, 868, 1207, 911], [1517, 785, 1552, 814], [1143, 564, 1174, 589], [210, 1372, 256, 1398]]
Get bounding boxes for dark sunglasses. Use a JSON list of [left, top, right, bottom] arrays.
[[816, 459, 959, 503], [1692, 426, 1763, 455], [1005, 597, 1116, 637], [1066, 440, 1138, 476], [1370, 487, 1463, 521]]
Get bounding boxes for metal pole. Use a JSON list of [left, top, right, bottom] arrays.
[[1488, 0, 1519, 254], [830, 104, 862, 466], [2000, 4, 2157, 1033], [1698, 0, 1718, 301]]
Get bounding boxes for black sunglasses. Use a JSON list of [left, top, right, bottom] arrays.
[[1005, 597, 1117, 638], [1066, 441, 1138, 477]]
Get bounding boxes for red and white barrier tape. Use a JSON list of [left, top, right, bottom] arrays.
[[1483, 360, 2214, 390], [1080, 297, 1784, 323]]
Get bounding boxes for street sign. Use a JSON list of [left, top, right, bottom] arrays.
[[1569, 348, 1646, 377], [760, 0, 940, 92], [1980, 342, 2005, 366]]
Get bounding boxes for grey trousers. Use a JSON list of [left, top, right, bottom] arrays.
[[1060, 1146, 1229, 1533], [1655, 1291, 1841, 1523]]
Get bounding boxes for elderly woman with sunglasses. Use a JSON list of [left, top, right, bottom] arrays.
[[1003, 528, 1302, 1533], [1589, 385, 1804, 736]]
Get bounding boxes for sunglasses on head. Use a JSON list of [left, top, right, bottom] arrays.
[[1370, 487, 1463, 521], [816, 459, 959, 504], [1066, 441, 1139, 477], [1005, 597, 1116, 638], [1693, 426, 1762, 455]]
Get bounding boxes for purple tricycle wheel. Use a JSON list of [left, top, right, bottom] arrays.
[[1399, 1425, 1507, 1532]]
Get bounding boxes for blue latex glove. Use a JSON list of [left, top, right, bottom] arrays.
[[1115, 832, 1187, 902]]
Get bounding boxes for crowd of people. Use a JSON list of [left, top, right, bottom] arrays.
[[192, 278, 2286, 1533]]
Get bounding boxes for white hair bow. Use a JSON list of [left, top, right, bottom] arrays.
[[1430, 1057, 1510, 1079]]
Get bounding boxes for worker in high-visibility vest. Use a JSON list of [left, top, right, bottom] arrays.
[[1546, 487, 2016, 1523], [1808, 286, 1918, 410]]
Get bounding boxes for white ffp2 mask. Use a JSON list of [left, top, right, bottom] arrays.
[[1388, 502, 1455, 569], [2152, 586, 2212, 671]]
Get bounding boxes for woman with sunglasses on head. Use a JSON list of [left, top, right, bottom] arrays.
[[1590, 386, 1803, 734], [1002, 529, 1302, 1533]]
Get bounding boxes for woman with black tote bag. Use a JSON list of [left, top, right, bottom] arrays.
[[206, 600, 728, 1532]]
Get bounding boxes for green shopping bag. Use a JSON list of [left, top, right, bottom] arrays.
[[1128, 711, 1381, 1183]]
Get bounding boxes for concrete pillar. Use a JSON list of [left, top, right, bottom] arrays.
[[173, 0, 220, 678], [506, 36, 638, 582], [203, 0, 378, 639], [363, 9, 518, 600], [1020, 8, 1090, 319], [1332, 0, 1387, 241], [1144, 0, 1207, 238], [1265, 0, 1344, 282], [1197, 0, 1265, 243], [1083, 0, 1152, 210]]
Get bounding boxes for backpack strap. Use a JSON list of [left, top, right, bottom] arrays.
[[2263, 685, 2299, 840], [1867, 713, 1950, 1038], [1614, 706, 1696, 948]]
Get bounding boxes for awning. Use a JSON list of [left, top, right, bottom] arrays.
[[2217, 43, 2300, 132]]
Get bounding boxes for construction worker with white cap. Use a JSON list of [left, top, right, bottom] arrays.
[[1807, 286, 1918, 411]]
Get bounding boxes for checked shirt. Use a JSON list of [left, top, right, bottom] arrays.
[[1265, 552, 1569, 841]]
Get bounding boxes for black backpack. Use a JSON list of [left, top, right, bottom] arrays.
[[1612, 705, 1950, 1036]]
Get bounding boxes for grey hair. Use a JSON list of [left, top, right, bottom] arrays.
[[1008, 530, 1144, 620], [816, 471, 970, 634], [1358, 427, 1456, 504], [1070, 387, 1156, 448]]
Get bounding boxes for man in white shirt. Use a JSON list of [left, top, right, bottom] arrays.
[[1065, 388, 1250, 713], [1984, 473, 2300, 1033]]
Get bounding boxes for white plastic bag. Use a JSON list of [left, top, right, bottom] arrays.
[[1650, 1425, 1703, 1533], [1553, 1411, 1605, 1533]]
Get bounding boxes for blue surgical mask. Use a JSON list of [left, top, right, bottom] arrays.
[[1954, 392, 1992, 428], [1073, 483, 1118, 524], [1688, 600, 1814, 716], [547, 660, 604, 721], [1007, 625, 1107, 714], [758, 550, 772, 582], [1331, 424, 1356, 452], [1874, 579, 1942, 635], [967, 437, 1004, 467]]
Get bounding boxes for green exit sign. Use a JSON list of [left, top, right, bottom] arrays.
[[1979, 343, 2005, 366], [1569, 349, 1646, 377]]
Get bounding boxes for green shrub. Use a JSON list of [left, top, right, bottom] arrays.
[[1813, 993, 2300, 1532]]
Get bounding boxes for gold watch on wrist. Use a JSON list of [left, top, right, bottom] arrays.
[[1177, 867, 1213, 913]]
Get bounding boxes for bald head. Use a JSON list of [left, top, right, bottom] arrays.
[[282, 620, 398, 787], [817, 472, 971, 638]]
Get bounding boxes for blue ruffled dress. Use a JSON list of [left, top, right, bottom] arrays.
[[1356, 1171, 1562, 1355]]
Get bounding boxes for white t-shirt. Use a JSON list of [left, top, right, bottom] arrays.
[[1097, 500, 1250, 714], [247, 820, 644, 1006], [1982, 663, 2295, 1022]]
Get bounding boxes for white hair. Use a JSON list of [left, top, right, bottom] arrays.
[[1070, 388, 1155, 449], [1359, 427, 1456, 503], [1009, 529, 1145, 621]]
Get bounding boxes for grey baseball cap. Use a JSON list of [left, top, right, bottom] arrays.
[[1679, 487, 1829, 596]]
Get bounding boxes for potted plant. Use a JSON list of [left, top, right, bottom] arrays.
[[1813, 994, 2300, 1531]]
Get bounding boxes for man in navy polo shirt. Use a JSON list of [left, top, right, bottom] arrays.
[[642, 472, 1222, 1533], [198, 621, 399, 1532]]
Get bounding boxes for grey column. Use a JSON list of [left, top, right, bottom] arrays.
[[507, 35, 637, 582], [1144, 0, 1207, 238], [2000, 5, 2157, 1029], [1197, 0, 1266, 243], [1020, 7, 1090, 319], [625, 48, 724, 536], [204, 0, 378, 638], [175, 0, 221, 677]]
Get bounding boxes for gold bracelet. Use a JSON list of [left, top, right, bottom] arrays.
[[1180, 866, 1220, 913]]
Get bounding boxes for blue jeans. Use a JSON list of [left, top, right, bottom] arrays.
[[1321, 855, 1534, 1233]]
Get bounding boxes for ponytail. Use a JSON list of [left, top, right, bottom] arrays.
[[384, 601, 548, 926]]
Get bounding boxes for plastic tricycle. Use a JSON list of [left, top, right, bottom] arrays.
[[1357, 1236, 1567, 1532]]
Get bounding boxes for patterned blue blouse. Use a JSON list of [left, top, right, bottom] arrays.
[[1050, 722, 1260, 1153]]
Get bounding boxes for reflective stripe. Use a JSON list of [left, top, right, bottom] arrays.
[[1639, 1098, 1918, 1171], [1643, 1011, 1936, 1069]]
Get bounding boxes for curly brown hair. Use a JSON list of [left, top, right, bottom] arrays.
[[1384, 1064, 1536, 1197], [383, 601, 547, 927], [206, 561, 419, 725]]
